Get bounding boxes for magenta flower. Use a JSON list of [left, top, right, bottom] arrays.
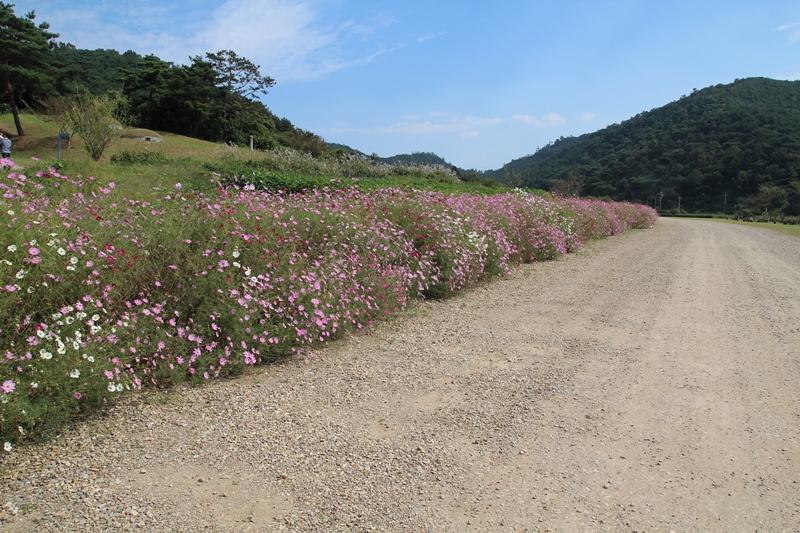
[[73, 392, 82, 400], [1, 380, 15, 394], [28, 247, 40, 256]]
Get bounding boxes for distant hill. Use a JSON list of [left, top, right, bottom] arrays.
[[327, 144, 454, 168], [485, 77, 800, 215]]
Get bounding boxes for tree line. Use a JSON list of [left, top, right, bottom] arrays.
[[484, 77, 800, 217], [0, 2, 327, 154]]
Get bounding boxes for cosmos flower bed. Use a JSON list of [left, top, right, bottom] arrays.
[[0, 159, 657, 448]]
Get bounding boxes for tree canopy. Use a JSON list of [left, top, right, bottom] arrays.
[[0, 2, 59, 135], [485, 78, 800, 216]]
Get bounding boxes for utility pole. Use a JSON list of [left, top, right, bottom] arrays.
[[678, 195, 682, 211], [658, 190, 664, 210], [723, 191, 727, 216]]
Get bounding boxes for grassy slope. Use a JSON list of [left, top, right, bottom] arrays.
[[0, 113, 505, 199], [0, 112, 276, 198]]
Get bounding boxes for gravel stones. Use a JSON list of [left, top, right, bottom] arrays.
[[3, 219, 800, 532]]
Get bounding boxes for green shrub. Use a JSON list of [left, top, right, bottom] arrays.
[[111, 150, 171, 165]]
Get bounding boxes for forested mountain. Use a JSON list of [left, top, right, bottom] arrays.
[[486, 78, 800, 215]]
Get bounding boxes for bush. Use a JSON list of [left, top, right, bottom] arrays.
[[110, 150, 171, 165]]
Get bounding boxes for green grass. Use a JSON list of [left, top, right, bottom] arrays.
[[0, 112, 293, 199], [1, 112, 506, 199], [684, 217, 800, 238]]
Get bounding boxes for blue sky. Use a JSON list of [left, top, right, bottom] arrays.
[[12, 0, 800, 170]]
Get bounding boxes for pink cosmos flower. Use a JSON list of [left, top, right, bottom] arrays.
[[28, 247, 40, 256], [1, 380, 15, 394], [73, 392, 82, 399]]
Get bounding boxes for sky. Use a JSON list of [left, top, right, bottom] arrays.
[[11, 0, 800, 170]]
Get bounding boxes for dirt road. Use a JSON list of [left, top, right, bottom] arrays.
[[2, 218, 799, 532]]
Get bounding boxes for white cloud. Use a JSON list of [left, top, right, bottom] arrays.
[[580, 113, 596, 120], [513, 113, 566, 127], [375, 113, 503, 137], [25, 0, 408, 81], [776, 22, 800, 43], [417, 32, 445, 43]]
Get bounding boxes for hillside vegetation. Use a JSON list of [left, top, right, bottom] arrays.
[[486, 78, 800, 217]]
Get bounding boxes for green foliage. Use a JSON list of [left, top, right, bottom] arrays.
[[61, 89, 126, 161], [51, 45, 141, 94], [205, 148, 467, 191], [110, 149, 171, 165], [0, 2, 60, 135], [487, 78, 800, 215]]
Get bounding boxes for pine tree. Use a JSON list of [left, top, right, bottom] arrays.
[[0, 3, 59, 136]]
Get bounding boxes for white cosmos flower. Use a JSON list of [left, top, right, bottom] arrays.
[[39, 350, 53, 360], [70, 257, 78, 264], [69, 369, 80, 378], [7, 244, 17, 252], [108, 383, 117, 392], [57, 248, 66, 256], [3, 442, 11, 452]]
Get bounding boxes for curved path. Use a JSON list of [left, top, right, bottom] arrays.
[[2, 218, 799, 532]]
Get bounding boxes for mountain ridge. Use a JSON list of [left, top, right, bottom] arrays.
[[482, 77, 800, 214]]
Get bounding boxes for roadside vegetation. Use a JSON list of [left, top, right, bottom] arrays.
[[0, 3, 658, 450], [0, 124, 658, 449]]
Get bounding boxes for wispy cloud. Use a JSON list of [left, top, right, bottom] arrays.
[[21, 0, 413, 81], [513, 113, 566, 127], [417, 32, 446, 43], [356, 113, 505, 138], [776, 22, 800, 43], [580, 113, 596, 120]]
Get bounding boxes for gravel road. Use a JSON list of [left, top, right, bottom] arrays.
[[2, 218, 799, 533]]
